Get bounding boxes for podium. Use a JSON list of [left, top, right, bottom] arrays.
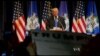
[[31, 30, 91, 55]]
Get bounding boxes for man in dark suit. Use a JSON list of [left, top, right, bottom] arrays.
[[46, 8, 66, 31]]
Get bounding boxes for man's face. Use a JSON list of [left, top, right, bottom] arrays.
[[52, 8, 58, 16]]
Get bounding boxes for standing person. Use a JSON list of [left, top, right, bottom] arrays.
[[46, 8, 66, 31]]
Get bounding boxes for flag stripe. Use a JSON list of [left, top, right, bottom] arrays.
[[73, 18, 81, 33], [15, 20, 25, 40], [22, 15, 26, 33], [22, 16, 25, 24], [15, 19, 25, 41], [16, 30, 23, 42], [72, 23, 78, 32], [72, 19, 78, 32], [19, 17, 25, 31], [79, 17, 86, 33], [81, 16, 86, 30], [12, 2, 25, 42], [17, 18, 25, 38], [20, 16, 25, 27], [72, 26, 76, 32], [72, 1, 86, 33], [78, 19, 84, 33], [19, 16, 25, 33], [41, 20, 46, 30]]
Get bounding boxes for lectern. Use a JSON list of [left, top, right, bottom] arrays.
[[31, 31, 91, 55]]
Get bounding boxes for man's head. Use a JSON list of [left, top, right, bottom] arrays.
[[51, 8, 59, 16]]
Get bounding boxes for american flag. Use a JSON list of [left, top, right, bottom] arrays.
[[12, 1, 25, 42], [41, 1, 52, 31], [72, 1, 86, 33]]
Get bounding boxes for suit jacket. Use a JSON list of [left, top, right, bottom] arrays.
[[46, 16, 66, 30]]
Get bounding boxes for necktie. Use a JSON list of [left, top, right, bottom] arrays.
[[54, 16, 58, 27]]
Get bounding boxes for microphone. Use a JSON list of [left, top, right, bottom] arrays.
[[58, 17, 65, 31]]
